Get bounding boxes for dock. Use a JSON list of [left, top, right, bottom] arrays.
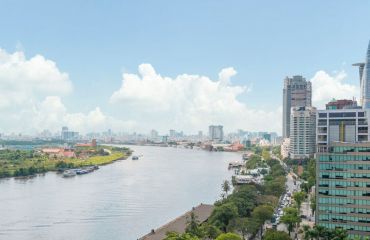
[[138, 203, 214, 240]]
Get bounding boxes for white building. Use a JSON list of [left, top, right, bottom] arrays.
[[281, 138, 290, 159], [289, 106, 316, 159], [316, 108, 369, 152]]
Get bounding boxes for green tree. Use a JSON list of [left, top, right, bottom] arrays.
[[222, 180, 231, 198], [201, 223, 222, 239], [164, 232, 199, 240], [263, 229, 290, 240], [209, 202, 239, 232], [293, 191, 306, 210], [262, 149, 271, 161], [280, 207, 300, 235], [215, 233, 242, 240], [302, 225, 348, 240], [310, 194, 316, 215], [185, 212, 204, 237], [230, 218, 248, 240], [251, 205, 274, 224], [263, 176, 286, 197]]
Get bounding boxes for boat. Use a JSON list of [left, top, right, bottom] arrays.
[[76, 166, 96, 175], [76, 169, 88, 175], [228, 161, 244, 169], [132, 155, 139, 160], [63, 169, 76, 177]]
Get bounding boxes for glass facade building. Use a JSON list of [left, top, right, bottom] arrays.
[[354, 41, 370, 109], [316, 142, 370, 238]]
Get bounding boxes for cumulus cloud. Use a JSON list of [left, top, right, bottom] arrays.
[[311, 70, 359, 108], [0, 48, 134, 134], [110, 64, 281, 133], [32, 97, 136, 133], [0, 49, 72, 108], [2, 96, 136, 134]]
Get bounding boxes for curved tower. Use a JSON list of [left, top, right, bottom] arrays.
[[363, 41, 370, 108]]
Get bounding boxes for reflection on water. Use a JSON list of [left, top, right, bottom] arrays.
[[0, 145, 239, 240]]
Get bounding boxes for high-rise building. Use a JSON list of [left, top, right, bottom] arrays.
[[169, 129, 176, 138], [209, 125, 224, 141], [198, 131, 203, 139], [316, 42, 370, 238], [61, 126, 79, 141], [283, 75, 312, 138], [316, 142, 370, 238], [289, 106, 316, 159], [353, 41, 370, 109], [316, 108, 369, 153], [150, 129, 159, 141]]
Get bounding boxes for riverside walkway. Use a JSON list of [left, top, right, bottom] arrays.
[[138, 203, 214, 240]]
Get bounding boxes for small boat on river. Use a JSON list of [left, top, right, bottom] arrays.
[[63, 170, 76, 177]]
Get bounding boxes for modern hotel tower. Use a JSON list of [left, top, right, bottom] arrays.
[[316, 41, 370, 238]]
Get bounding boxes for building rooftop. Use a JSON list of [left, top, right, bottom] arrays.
[[138, 204, 214, 240]]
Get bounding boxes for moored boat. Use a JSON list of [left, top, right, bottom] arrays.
[[63, 169, 76, 177]]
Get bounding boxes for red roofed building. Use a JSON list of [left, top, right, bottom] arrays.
[[41, 148, 76, 158], [75, 139, 97, 147]]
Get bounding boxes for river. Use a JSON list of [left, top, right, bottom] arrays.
[[0, 145, 239, 240]]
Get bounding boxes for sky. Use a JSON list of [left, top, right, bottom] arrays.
[[0, 0, 369, 135]]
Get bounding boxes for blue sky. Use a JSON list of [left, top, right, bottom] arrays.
[[0, 1, 369, 134]]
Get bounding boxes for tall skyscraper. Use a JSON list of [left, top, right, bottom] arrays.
[[282, 75, 312, 138], [289, 106, 316, 159], [208, 125, 224, 141], [353, 41, 370, 109]]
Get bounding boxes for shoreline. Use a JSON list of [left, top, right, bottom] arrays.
[[0, 147, 132, 179]]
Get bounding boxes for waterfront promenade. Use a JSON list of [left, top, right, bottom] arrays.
[[139, 204, 214, 240]]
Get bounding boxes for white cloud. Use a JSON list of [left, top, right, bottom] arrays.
[[0, 49, 72, 108], [110, 64, 281, 134], [311, 70, 359, 108], [3, 96, 136, 134], [0, 48, 134, 134]]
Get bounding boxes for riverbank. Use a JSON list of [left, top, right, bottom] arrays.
[[0, 145, 132, 178]]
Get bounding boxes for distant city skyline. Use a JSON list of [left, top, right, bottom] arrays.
[[0, 1, 369, 134]]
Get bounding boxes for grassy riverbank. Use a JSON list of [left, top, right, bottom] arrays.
[[0, 146, 131, 178]]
